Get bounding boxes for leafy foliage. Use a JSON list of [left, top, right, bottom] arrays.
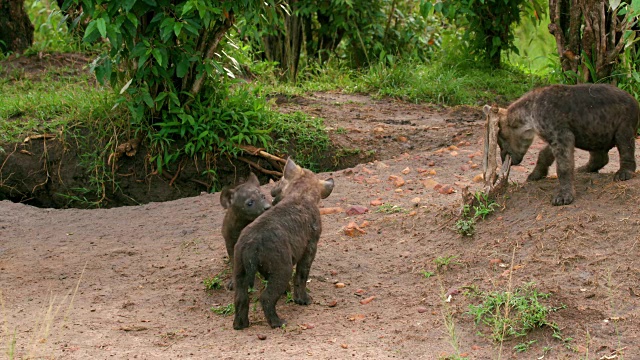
[[427, 0, 546, 67]]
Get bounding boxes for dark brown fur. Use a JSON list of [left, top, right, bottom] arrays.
[[220, 172, 271, 289], [484, 84, 639, 205], [233, 159, 334, 330]]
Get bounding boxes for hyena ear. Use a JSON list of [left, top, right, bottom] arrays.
[[220, 187, 235, 209], [246, 172, 260, 187], [320, 178, 334, 199], [482, 104, 492, 115], [283, 158, 301, 180]]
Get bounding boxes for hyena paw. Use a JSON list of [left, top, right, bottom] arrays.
[[294, 294, 313, 306], [613, 169, 634, 181], [268, 317, 286, 329], [233, 316, 249, 330], [552, 191, 574, 206]]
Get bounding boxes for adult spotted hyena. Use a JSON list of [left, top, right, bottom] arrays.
[[232, 158, 334, 330], [484, 84, 639, 206]]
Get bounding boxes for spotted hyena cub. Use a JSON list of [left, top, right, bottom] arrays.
[[484, 84, 639, 206], [233, 158, 334, 330], [220, 172, 271, 289]]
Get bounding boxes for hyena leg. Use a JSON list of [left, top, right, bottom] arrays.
[[293, 242, 318, 305], [550, 134, 576, 206], [233, 265, 252, 330], [613, 128, 636, 181], [260, 268, 291, 328], [577, 151, 609, 173], [527, 145, 555, 181]]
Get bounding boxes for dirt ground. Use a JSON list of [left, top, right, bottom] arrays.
[[2, 88, 640, 358]]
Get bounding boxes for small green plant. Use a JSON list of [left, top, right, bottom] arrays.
[[375, 203, 406, 214], [335, 127, 348, 134], [514, 339, 537, 352], [285, 291, 294, 304], [420, 270, 435, 279], [203, 275, 224, 291], [211, 303, 235, 316], [466, 282, 563, 342], [434, 255, 460, 270], [472, 192, 499, 219], [455, 191, 499, 236]]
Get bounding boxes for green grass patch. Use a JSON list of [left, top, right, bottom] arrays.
[[0, 69, 115, 144], [256, 55, 548, 107], [466, 282, 565, 343], [211, 303, 235, 316]]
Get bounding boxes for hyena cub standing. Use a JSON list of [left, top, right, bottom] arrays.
[[233, 158, 334, 330], [220, 172, 271, 289], [484, 84, 639, 206]]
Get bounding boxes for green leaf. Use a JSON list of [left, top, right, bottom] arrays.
[[83, 20, 98, 42], [142, 91, 154, 108], [174, 22, 184, 37], [177, 59, 190, 78], [151, 48, 164, 67], [123, 0, 137, 11], [96, 18, 107, 38]]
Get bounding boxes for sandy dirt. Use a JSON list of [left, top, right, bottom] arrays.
[[2, 90, 640, 360]]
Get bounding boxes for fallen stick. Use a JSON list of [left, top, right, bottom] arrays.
[[236, 144, 286, 164], [238, 156, 283, 177]]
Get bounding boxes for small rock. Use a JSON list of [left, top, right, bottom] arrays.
[[401, 167, 411, 174], [428, 161, 435, 166], [397, 136, 408, 142], [410, 197, 421, 205], [375, 161, 389, 170], [360, 296, 376, 305], [370, 199, 383, 206], [330, 270, 338, 276], [257, 334, 267, 340], [417, 307, 428, 313], [388, 175, 405, 187], [437, 185, 455, 194], [335, 283, 346, 288], [327, 300, 338, 307], [408, 210, 417, 216], [472, 174, 484, 183], [341, 344, 348, 349], [346, 205, 368, 216]]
